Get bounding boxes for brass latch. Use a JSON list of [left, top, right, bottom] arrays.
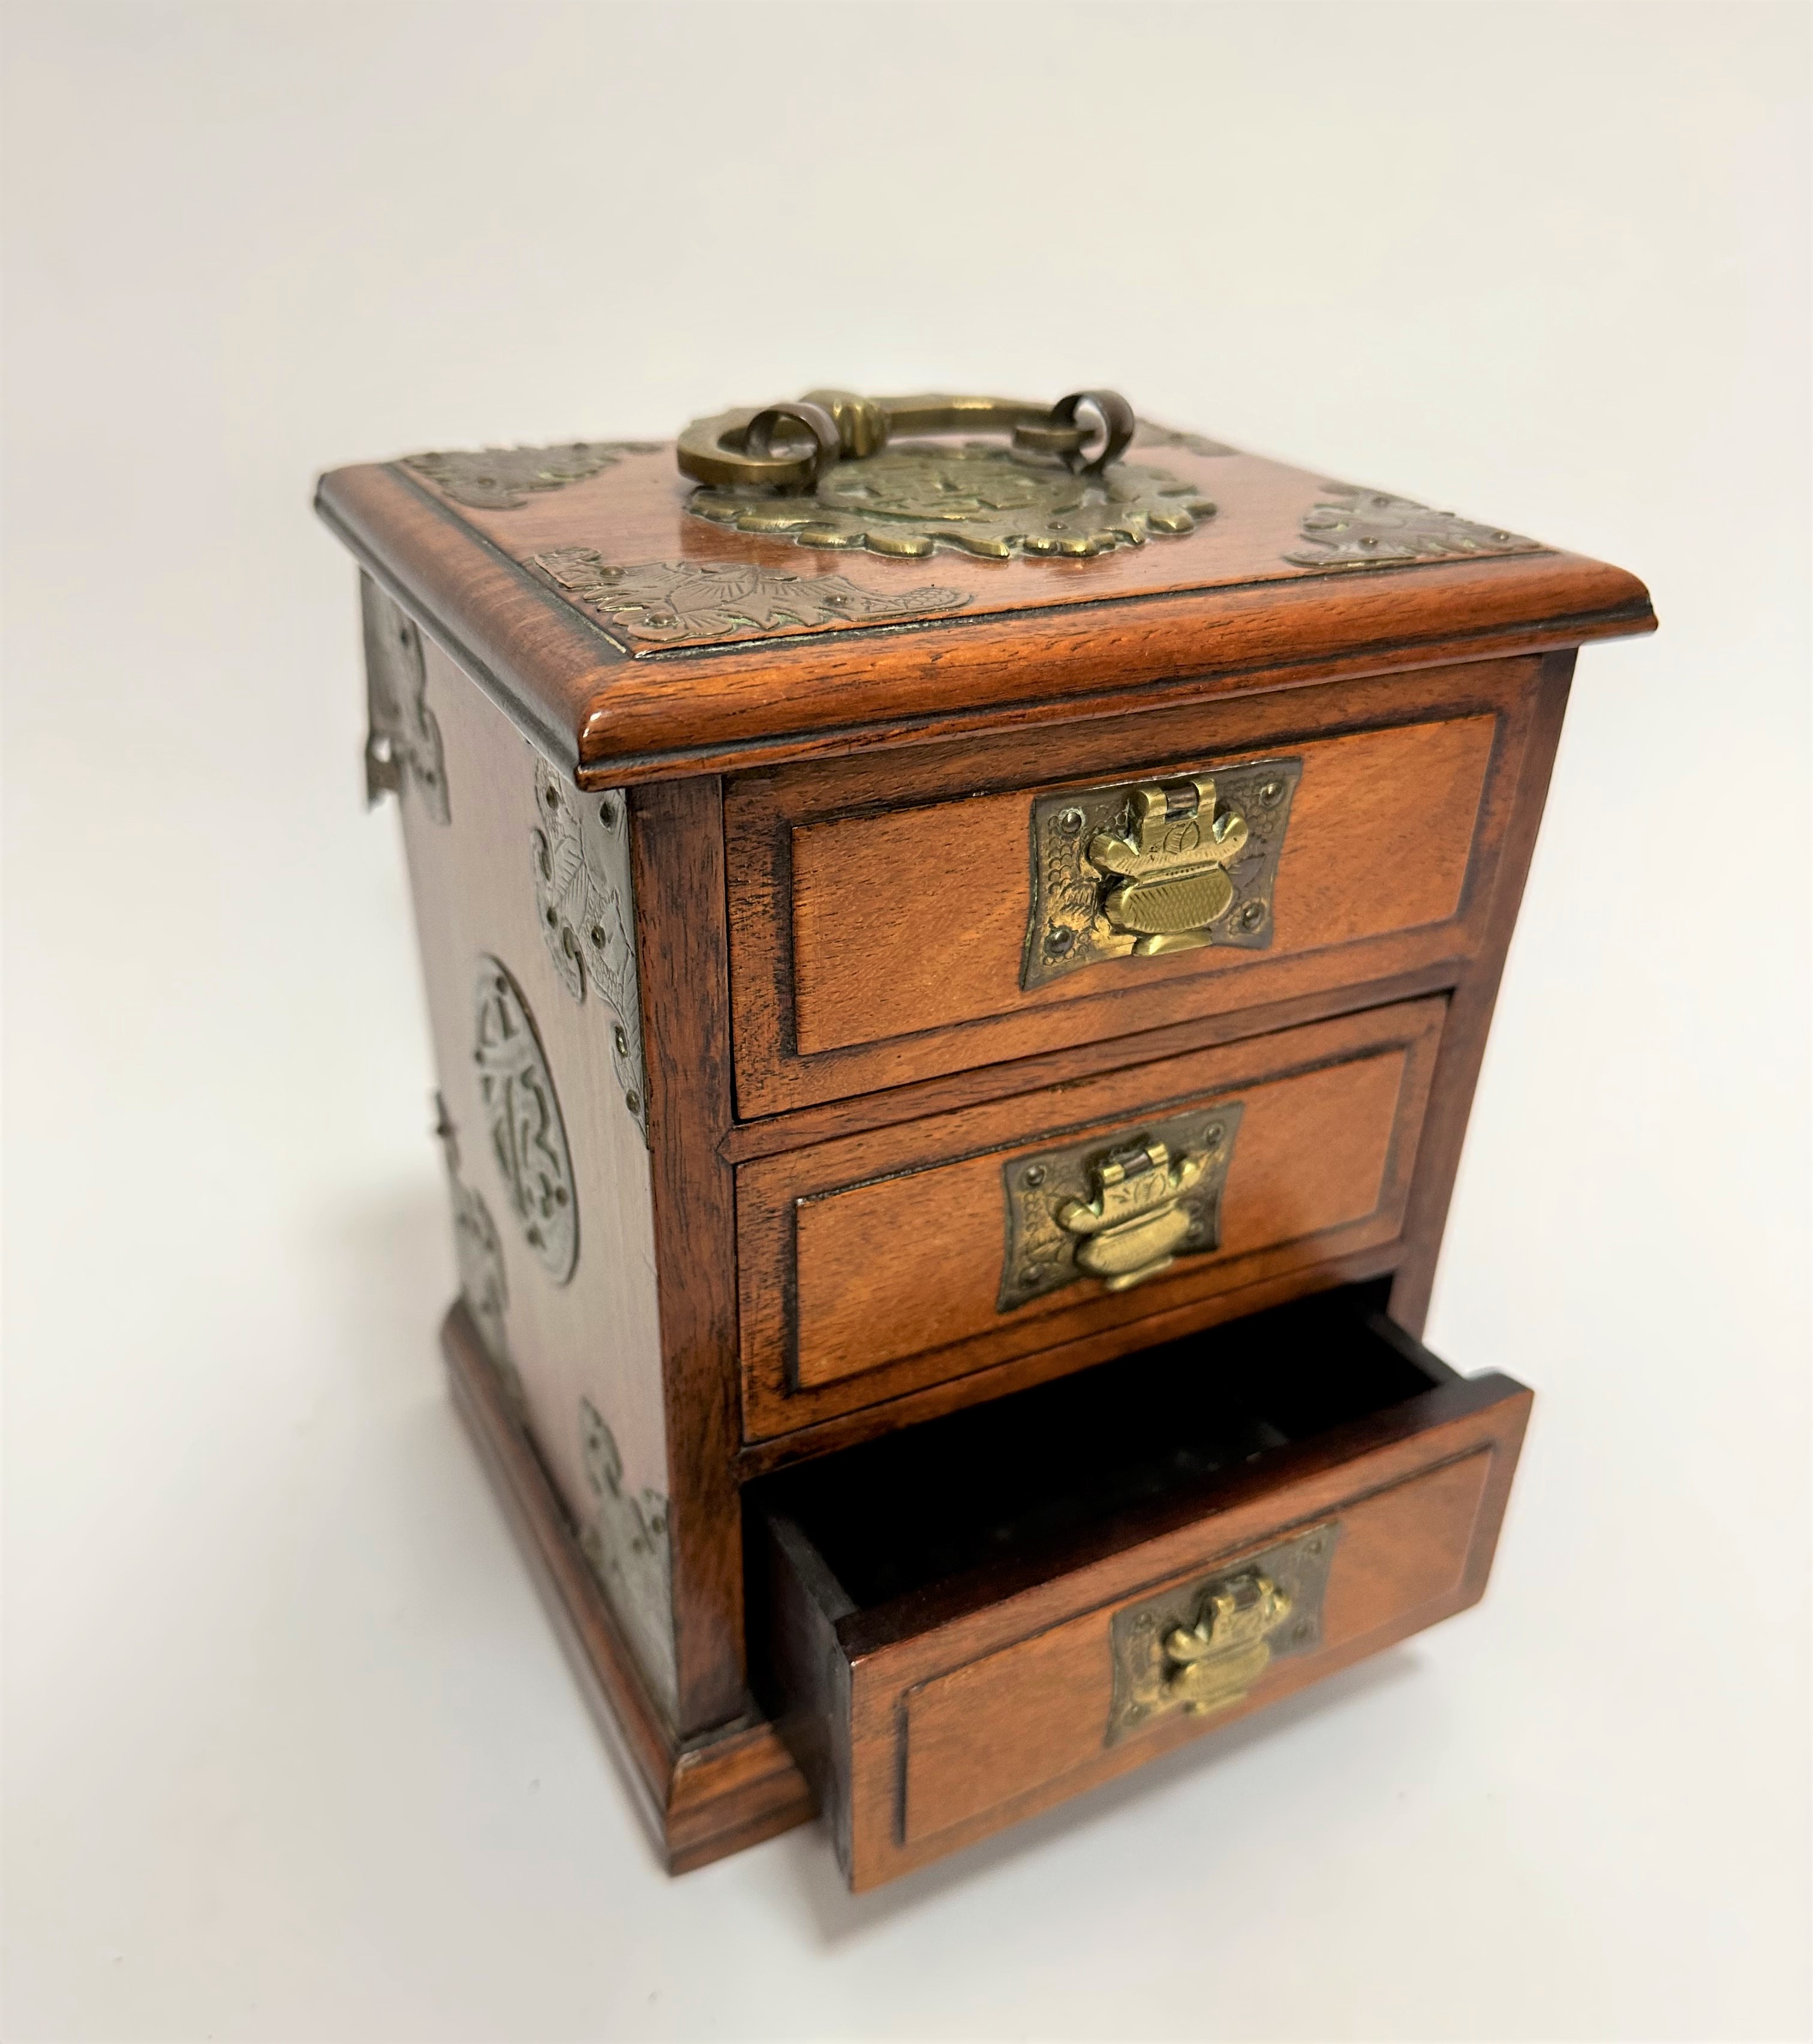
[[997, 1104, 1243, 1313], [1057, 1138, 1208, 1292], [1086, 774, 1250, 955], [1023, 758, 1302, 990], [1159, 1572, 1292, 1717], [1107, 1526, 1339, 1743]]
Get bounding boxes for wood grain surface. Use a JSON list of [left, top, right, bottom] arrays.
[[725, 659, 1535, 1116], [628, 775, 751, 1733], [315, 454, 1653, 781], [790, 717, 1491, 1054], [759, 1355, 1529, 1889], [444, 1303, 813, 1875], [395, 630, 678, 1712], [738, 999, 1445, 1441]]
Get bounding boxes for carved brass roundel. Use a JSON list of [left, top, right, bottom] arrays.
[[473, 957, 577, 1283], [687, 443, 1217, 560]]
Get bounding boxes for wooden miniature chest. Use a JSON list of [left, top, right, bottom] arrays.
[[317, 391, 1653, 1889]]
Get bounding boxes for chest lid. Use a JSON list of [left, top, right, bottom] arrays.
[[315, 387, 1653, 783]]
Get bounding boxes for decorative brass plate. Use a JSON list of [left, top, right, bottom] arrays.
[[474, 956, 578, 1283], [531, 549, 967, 645], [687, 443, 1216, 561], [360, 573, 449, 823], [530, 762, 649, 1138], [997, 1104, 1244, 1313], [1107, 1523, 1339, 1744], [1286, 484, 1544, 569], [1022, 758, 1302, 990], [402, 440, 660, 511], [578, 1395, 677, 1718]]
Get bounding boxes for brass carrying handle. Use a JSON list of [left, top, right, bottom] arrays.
[[676, 389, 1136, 493]]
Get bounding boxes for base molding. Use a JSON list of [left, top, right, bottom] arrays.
[[442, 1301, 814, 1872]]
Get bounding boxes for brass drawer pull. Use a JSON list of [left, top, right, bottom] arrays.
[[1057, 1138, 1207, 1292], [1108, 1525, 1338, 1743], [997, 1104, 1243, 1312], [1023, 758, 1301, 990]]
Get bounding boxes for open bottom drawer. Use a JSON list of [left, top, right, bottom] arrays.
[[751, 1286, 1529, 1890]]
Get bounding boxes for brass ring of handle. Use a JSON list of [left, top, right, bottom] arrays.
[[675, 389, 1136, 493]]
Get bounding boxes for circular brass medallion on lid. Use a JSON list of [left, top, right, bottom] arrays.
[[687, 442, 1217, 560]]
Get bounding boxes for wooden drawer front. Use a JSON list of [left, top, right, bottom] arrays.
[[726, 660, 1538, 1116], [738, 999, 1444, 1442], [756, 1304, 1531, 1890]]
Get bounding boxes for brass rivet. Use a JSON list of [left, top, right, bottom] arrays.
[[612, 1024, 629, 1056], [1058, 807, 1084, 835], [1045, 927, 1074, 954], [597, 798, 616, 829], [1204, 1123, 1225, 1148], [1240, 901, 1265, 930], [624, 1089, 641, 1116], [1258, 779, 1284, 806], [1022, 1164, 1047, 1189], [590, 925, 605, 948]]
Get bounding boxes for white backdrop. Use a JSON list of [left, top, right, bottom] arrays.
[[4, 5, 1808, 2039]]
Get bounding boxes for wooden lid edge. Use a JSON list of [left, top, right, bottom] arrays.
[[314, 459, 626, 775]]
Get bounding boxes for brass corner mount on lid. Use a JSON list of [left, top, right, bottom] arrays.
[[674, 389, 1219, 560]]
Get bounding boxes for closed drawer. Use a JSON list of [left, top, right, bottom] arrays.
[[753, 1287, 1531, 1890], [738, 997, 1444, 1442], [726, 659, 1541, 1116]]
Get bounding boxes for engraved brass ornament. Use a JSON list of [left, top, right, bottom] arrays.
[[531, 549, 966, 645], [403, 440, 660, 511], [677, 389, 1217, 560], [579, 1396, 678, 1718], [473, 957, 578, 1283], [434, 1094, 524, 1419], [1107, 1525, 1339, 1743], [1287, 485, 1545, 570], [360, 573, 449, 822], [1023, 759, 1302, 990], [530, 762, 648, 1139], [1133, 419, 1239, 458], [998, 1104, 1244, 1312]]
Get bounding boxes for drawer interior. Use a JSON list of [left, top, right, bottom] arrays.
[[750, 1280, 1449, 1619], [749, 1282, 1527, 1888]]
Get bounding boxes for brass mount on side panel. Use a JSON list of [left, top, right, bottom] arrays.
[[1023, 758, 1302, 990], [997, 1103, 1244, 1313]]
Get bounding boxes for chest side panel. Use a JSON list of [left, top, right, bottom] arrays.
[[375, 580, 678, 1718]]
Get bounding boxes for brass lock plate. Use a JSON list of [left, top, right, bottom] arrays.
[[1021, 758, 1302, 991], [1106, 1522, 1339, 1745], [997, 1103, 1244, 1313]]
